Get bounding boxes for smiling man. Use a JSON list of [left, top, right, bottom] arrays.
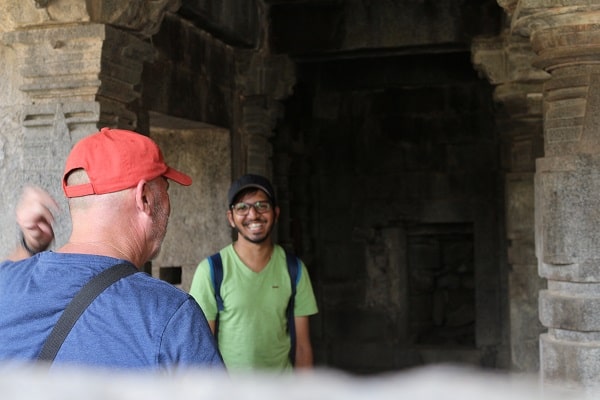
[[189, 174, 318, 372]]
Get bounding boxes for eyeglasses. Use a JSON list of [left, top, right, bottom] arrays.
[[231, 201, 272, 216]]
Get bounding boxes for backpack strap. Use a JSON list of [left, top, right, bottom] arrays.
[[208, 253, 224, 340], [285, 250, 300, 366], [37, 263, 138, 363], [208, 249, 301, 366]]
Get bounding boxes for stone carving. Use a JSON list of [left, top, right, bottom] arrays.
[[0, 0, 181, 37], [21, 103, 74, 172], [4, 24, 152, 130]]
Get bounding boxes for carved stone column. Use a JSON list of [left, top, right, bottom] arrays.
[[233, 45, 297, 246], [234, 51, 296, 177], [472, 18, 549, 372], [512, 2, 600, 390], [0, 0, 178, 248]]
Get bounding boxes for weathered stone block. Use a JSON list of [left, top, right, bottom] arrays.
[[541, 332, 600, 390], [540, 282, 600, 331], [536, 155, 600, 280], [150, 121, 231, 287]]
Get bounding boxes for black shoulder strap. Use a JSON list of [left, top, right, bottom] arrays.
[[37, 263, 138, 363], [208, 253, 224, 340], [208, 250, 300, 365], [285, 251, 300, 365], [208, 253, 225, 312]]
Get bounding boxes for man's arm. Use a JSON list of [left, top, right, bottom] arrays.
[[189, 259, 220, 333], [294, 315, 313, 369], [160, 298, 225, 370], [207, 320, 216, 335], [7, 186, 58, 261]]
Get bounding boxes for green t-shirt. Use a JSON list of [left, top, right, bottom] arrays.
[[189, 244, 318, 372]]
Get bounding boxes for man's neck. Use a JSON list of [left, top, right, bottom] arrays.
[[58, 232, 143, 269], [233, 240, 274, 272]]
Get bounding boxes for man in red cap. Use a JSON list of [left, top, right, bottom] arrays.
[[1, 128, 223, 371]]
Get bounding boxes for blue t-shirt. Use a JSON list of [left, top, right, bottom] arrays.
[[0, 252, 224, 372]]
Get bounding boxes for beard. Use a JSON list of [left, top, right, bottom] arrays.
[[234, 217, 274, 244]]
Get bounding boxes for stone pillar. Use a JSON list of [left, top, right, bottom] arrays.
[[512, 2, 600, 391], [233, 47, 297, 246], [472, 17, 549, 372], [0, 0, 177, 249], [234, 51, 296, 177]]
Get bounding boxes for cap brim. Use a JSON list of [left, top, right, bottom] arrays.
[[164, 167, 192, 186], [229, 184, 274, 206]]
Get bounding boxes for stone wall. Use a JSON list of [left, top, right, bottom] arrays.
[[149, 119, 231, 291], [139, 13, 239, 287], [0, 36, 69, 255], [276, 51, 508, 372], [141, 13, 237, 129]]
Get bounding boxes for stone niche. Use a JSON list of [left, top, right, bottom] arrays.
[[407, 223, 475, 347]]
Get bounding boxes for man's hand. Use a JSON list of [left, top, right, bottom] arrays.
[[15, 186, 59, 256]]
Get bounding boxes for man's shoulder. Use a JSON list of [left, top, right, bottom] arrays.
[[0, 257, 27, 270], [126, 271, 189, 298], [272, 245, 302, 266], [216, 243, 235, 257], [102, 271, 202, 322], [206, 244, 235, 266], [0, 257, 37, 285]]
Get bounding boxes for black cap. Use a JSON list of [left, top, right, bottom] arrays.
[[227, 174, 276, 207]]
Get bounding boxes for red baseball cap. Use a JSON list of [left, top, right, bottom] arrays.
[[62, 127, 192, 198]]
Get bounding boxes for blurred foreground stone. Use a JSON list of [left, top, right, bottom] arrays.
[[0, 364, 595, 399]]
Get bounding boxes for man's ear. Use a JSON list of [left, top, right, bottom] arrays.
[[134, 180, 152, 215], [274, 205, 281, 222], [226, 210, 235, 228]]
